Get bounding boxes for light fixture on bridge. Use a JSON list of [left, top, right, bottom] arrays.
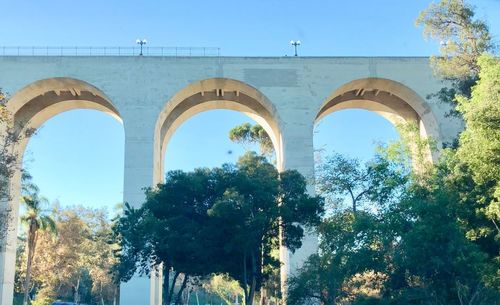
[[290, 40, 301, 56], [136, 39, 147, 56]]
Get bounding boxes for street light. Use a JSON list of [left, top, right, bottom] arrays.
[[136, 39, 147, 56], [290, 40, 301, 56]]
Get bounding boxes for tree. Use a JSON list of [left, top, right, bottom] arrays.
[[416, 1, 499, 294], [383, 168, 498, 305], [315, 152, 408, 214], [115, 152, 324, 305], [416, 0, 495, 121], [20, 187, 56, 305], [229, 123, 274, 158], [115, 167, 232, 305], [207, 153, 323, 305], [290, 150, 499, 305], [455, 55, 500, 239], [0, 89, 17, 246], [16, 205, 120, 305], [416, 0, 494, 80], [288, 152, 407, 305], [0, 88, 12, 200], [287, 212, 389, 305], [203, 274, 244, 305], [1, 88, 35, 250]]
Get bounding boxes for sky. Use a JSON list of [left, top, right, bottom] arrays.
[[2, 0, 499, 56], [3, 0, 499, 211]]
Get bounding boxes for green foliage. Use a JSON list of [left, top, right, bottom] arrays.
[[229, 123, 274, 157], [1, 88, 36, 251], [19, 182, 57, 305], [289, 151, 499, 305], [203, 274, 243, 305], [416, 0, 494, 79], [16, 204, 119, 305], [384, 170, 497, 304], [287, 210, 391, 305], [30, 297, 54, 305], [115, 152, 323, 305], [456, 55, 500, 221], [316, 152, 409, 213]]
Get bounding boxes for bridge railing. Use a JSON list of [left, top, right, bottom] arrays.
[[0, 46, 221, 57]]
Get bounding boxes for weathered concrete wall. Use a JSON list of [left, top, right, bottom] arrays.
[[0, 56, 462, 305]]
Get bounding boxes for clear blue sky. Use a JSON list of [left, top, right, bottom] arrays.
[[5, 0, 499, 211]]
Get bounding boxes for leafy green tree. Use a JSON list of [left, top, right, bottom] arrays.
[[16, 204, 120, 305], [316, 153, 408, 214], [383, 167, 498, 305], [20, 187, 56, 305], [416, 0, 495, 121], [115, 152, 323, 305], [203, 274, 243, 305], [289, 152, 407, 305], [208, 153, 323, 305], [287, 211, 389, 305], [0, 88, 12, 200], [115, 167, 232, 305], [416, 1, 499, 294], [229, 123, 273, 158], [290, 149, 499, 305], [1, 89, 36, 252], [455, 55, 500, 238], [416, 0, 494, 80]]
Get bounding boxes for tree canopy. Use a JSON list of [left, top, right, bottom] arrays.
[[229, 123, 274, 158], [16, 204, 119, 305], [115, 152, 324, 305], [416, 0, 494, 79]]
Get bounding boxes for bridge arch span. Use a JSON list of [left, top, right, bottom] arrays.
[[315, 77, 441, 161], [1, 77, 123, 305], [7, 77, 121, 152], [154, 78, 283, 183]]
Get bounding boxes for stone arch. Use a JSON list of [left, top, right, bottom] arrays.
[[154, 78, 283, 183], [315, 78, 441, 161], [7, 77, 121, 153], [0, 77, 123, 305]]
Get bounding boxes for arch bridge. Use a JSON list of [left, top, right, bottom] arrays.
[[0, 56, 462, 305]]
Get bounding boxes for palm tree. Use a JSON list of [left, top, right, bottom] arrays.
[[20, 187, 56, 305]]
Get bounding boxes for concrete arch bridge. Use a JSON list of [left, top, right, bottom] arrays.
[[0, 56, 461, 305]]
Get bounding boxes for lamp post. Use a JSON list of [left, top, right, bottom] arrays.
[[290, 40, 301, 56], [136, 39, 147, 56]]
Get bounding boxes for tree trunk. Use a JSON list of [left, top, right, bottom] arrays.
[[243, 253, 249, 305], [100, 282, 105, 305], [168, 271, 180, 305], [23, 223, 37, 305], [248, 253, 257, 305], [74, 276, 81, 304], [113, 284, 119, 305], [259, 288, 267, 305], [163, 265, 170, 305], [195, 291, 200, 305], [174, 275, 188, 305]]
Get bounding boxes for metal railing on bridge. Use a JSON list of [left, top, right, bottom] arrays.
[[0, 46, 221, 57]]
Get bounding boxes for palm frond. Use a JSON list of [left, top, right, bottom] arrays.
[[39, 215, 57, 235]]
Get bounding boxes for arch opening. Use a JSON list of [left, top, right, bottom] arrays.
[[154, 78, 283, 183], [1, 77, 124, 305], [7, 77, 121, 153], [315, 78, 441, 163]]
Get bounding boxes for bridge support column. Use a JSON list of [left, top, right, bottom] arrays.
[[0, 169, 22, 305], [279, 118, 318, 301], [120, 123, 159, 305], [0, 116, 22, 305]]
